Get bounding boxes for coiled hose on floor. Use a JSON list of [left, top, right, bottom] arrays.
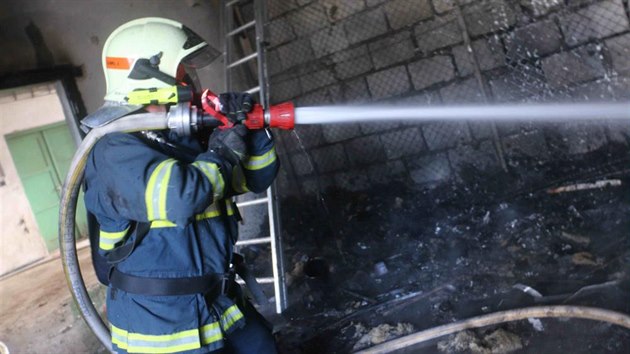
[[356, 305, 630, 353], [59, 112, 168, 349]]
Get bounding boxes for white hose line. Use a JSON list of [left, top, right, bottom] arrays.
[[355, 305, 630, 354], [59, 113, 168, 349]]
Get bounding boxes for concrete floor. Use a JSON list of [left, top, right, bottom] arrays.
[[0, 247, 106, 354]]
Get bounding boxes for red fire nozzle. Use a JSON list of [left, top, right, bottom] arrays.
[[245, 101, 295, 130], [201, 89, 295, 130]]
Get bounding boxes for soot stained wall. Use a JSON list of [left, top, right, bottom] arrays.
[[264, 0, 630, 196]]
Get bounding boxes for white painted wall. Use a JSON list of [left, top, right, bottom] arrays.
[[0, 84, 66, 276], [0, 0, 224, 114]]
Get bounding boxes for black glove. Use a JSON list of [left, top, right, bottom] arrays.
[[207, 125, 248, 167], [219, 92, 254, 123]]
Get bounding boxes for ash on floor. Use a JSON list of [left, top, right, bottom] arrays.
[[270, 162, 630, 353]]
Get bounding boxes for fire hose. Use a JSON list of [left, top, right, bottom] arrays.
[[59, 98, 630, 350]]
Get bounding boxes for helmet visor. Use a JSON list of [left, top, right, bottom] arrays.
[[181, 45, 221, 69]]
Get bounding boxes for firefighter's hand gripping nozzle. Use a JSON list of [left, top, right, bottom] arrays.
[[201, 89, 295, 131]]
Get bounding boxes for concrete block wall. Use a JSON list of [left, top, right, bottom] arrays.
[[265, 0, 630, 196]]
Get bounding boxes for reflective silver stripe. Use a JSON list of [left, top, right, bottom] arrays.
[[127, 334, 199, 353], [99, 237, 120, 250], [99, 227, 129, 251], [244, 147, 276, 170], [200, 322, 222, 346], [192, 161, 224, 200], [220, 305, 244, 331], [146, 159, 176, 220], [111, 323, 223, 353], [111, 326, 128, 350]]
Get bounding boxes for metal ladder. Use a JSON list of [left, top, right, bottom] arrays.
[[221, 0, 287, 314]]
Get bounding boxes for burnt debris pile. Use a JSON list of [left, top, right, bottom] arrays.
[[271, 144, 630, 353]]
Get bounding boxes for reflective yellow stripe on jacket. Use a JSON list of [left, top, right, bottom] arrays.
[[192, 161, 224, 200], [99, 227, 130, 251], [111, 325, 201, 353], [220, 304, 244, 331], [145, 159, 176, 221], [150, 200, 236, 229], [244, 147, 276, 171], [111, 305, 242, 353]]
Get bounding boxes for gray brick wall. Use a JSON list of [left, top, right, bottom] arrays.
[[452, 38, 504, 77], [334, 170, 371, 191], [369, 31, 415, 69], [489, 64, 549, 102], [268, 0, 298, 19], [520, 0, 562, 17], [360, 121, 400, 135], [505, 20, 562, 59], [300, 69, 336, 93], [541, 44, 606, 89], [367, 66, 412, 99], [333, 45, 373, 79], [380, 128, 427, 159], [322, 123, 363, 143], [321, 0, 366, 22], [559, 0, 629, 46], [462, 0, 517, 37], [503, 130, 551, 163], [345, 135, 388, 166], [311, 25, 350, 58], [277, 39, 314, 69], [311, 144, 348, 173], [265, 0, 630, 195], [414, 13, 462, 54], [342, 78, 372, 102], [290, 152, 315, 176], [440, 78, 485, 103], [408, 56, 456, 90], [433, 0, 455, 14], [384, 0, 433, 30], [288, 2, 328, 37], [270, 77, 301, 102], [423, 122, 472, 150], [606, 33, 630, 75], [267, 17, 296, 47], [448, 140, 501, 172], [344, 8, 388, 44]]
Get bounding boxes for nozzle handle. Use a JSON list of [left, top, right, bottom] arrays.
[[201, 89, 295, 130]]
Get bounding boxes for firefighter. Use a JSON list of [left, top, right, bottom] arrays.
[[81, 17, 278, 353]]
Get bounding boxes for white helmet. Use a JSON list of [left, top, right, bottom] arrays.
[[103, 17, 219, 102], [82, 17, 220, 129]]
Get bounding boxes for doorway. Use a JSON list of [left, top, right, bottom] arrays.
[[6, 122, 88, 251]]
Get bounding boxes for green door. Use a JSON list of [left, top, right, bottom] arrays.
[[6, 122, 88, 251]]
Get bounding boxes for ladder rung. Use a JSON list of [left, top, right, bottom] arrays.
[[245, 86, 260, 94], [236, 237, 271, 246], [227, 20, 256, 37], [236, 197, 268, 207], [227, 52, 258, 69], [237, 277, 275, 285]]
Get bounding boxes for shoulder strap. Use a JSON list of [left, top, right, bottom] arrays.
[[106, 221, 151, 264]]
